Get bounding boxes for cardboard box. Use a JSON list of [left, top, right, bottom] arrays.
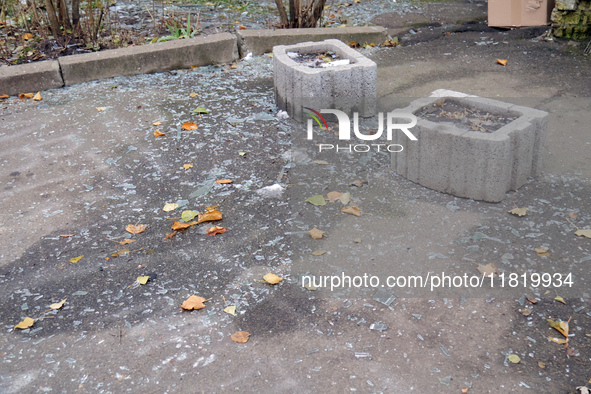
[[488, 0, 556, 27]]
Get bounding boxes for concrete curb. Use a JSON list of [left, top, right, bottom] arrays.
[[237, 26, 388, 56], [0, 27, 388, 96], [0, 60, 63, 96], [60, 32, 238, 86]]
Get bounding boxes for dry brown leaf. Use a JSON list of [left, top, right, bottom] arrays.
[[182, 122, 198, 130], [569, 211, 577, 219], [207, 226, 227, 236], [181, 295, 207, 310], [19, 93, 34, 99], [216, 179, 233, 184], [538, 361, 546, 368], [231, 331, 250, 343], [165, 231, 178, 240], [189, 92, 198, 98], [308, 227, 325, 239], [238, 25, 247, 30], [339, 192, 351, 205], [351, 179, 368, 187], [461, 388, 469, 394], [535, 246, 550, 257], [32, 92, 42, 101], [263, 273, 283, 285], [497, 58, 508, 66], [519, 308, 533, 317], [327, 191, 344, 202], [153, 130, 165, 137], [126, 224, 148, 234], [60, 234, 75, 237], [477, 263, 500, 277], [353, 238, 362, 243], [153, 121, 162, 126], [526, 295, 538, 304], [341, 206, 361, 217], [112, 248, 131, 257], [509, 207, 528, 216], [14, 317, 35, 330], [197, 208, 222, 224], [171, 220, 197, 230], [0, 94, 9, 99], [183, 164, 193, 170], [96, 106, 106, 111], [312, 250, 327, 256], [23, 32, 34, 40]]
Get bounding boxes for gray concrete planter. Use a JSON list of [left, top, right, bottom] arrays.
[[273, 39, 376, 122], [391, 94, 548, 202]]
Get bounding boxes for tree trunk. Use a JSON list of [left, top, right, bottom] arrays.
[[274, 0, 288, 28], [72, 0, 80, 28], [58, 0, 72, 30], [44, 0, 62, 36]]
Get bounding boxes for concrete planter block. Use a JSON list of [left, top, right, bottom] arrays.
[[273, 39, 376, 122], [391, 94, 548, 202]]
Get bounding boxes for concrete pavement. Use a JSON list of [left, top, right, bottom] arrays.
[[1, 19, 590, 393]]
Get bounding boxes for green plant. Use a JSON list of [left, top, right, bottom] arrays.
[[157, 12, 198, 42]]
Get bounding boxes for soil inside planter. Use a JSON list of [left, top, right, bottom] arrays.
[[287, 51, 350, 68], [416, 99, 517, 133]]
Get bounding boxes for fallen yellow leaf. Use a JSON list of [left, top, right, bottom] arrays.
[[137, 276, 150, 285], [538, 361, 546, 368], [231, 331, 250, 343], [0, 94, 9, 99], [183, 164, 194, 170], [308, 227, 325, 239], [312, 250, 327, 256], [153, 130, 165, 137], [508, 354, 521, 363], [60, 234, 75, 237], [49, 299, 67, 310], [162, 202, 179, 212], [189, 92, 198, 98], [69, 255, 84, 263], [555, 295, 566, 304], [497, 58, 508, 66], [216, 179, 232, 184], [548, 317, 570, 337], [32, 92, 42, 101], [263, 273, 283, 285], [96, 106, 106, 111], [181, 295, 207, 310], [341, 206, 361, 216], [23, 32, 34, 40], [153, 121, 162, 126], [19, 93, 34, 99], [14, 317, 35, 330], [224, 305, 236, 316], [477, 263, 500, 277], [509, 207, 528, 216], [126, 224, 148, 234], [575, 229, 591, 238], [182, 122, 198, 130]]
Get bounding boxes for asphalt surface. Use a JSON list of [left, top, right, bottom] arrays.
[[1, 11, 591, 394]]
